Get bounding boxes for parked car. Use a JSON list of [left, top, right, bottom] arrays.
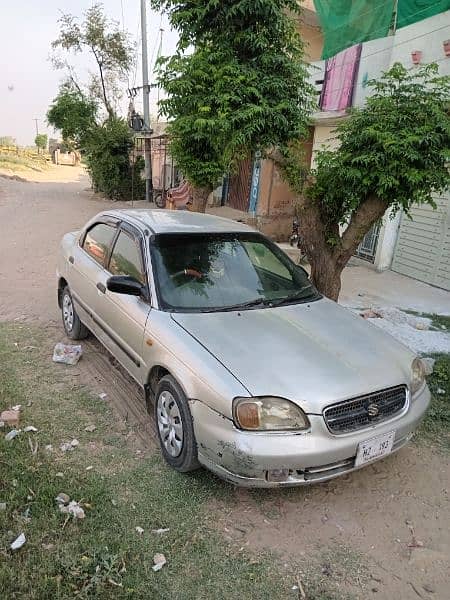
[[57, 210, 430, 487]]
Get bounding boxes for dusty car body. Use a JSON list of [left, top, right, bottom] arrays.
[[57, 209, 430, 487]]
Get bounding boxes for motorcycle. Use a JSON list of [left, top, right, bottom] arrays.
[[289, 216, 307, 265]]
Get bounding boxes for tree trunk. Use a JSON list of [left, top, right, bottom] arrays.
[[191, 186, 212, 213], [298, 194, 389, 302], [309, 255, 344, 301]]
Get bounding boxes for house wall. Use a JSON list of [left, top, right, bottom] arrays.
[[311, 125, 340, 168]]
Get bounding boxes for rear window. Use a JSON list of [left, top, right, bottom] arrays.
[[82, 223, 116, 266]]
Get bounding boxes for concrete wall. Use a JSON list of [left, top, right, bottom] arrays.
[[373, 210, 402, 271], [311, 126, 340, 168], [390, 11, 450, 75]]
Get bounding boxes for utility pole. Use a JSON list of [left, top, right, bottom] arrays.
[[33, 119, 40, 153], [140, 0, 153, 203]]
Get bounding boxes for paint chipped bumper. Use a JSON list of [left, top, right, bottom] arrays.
[[190, 386, 430, 487]]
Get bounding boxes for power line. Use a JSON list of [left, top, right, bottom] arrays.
[[307, 21, 450, 81], [311, 54, 450, 109]]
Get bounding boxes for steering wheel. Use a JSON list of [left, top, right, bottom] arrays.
[[170, 268, 203, 280]]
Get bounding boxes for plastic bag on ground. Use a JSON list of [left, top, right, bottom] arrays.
[[52, 343, 82, 365]]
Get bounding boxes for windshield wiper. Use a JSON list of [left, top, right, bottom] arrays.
[[268, 285, 317, 307], [199, 297, 269, 313]]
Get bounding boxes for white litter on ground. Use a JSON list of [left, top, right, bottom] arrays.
[[10, 533, 26, 550], [351, 307, 450, 355], [52, 343, 82, 365]]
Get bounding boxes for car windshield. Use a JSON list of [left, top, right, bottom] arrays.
[[151, 232, 320, 312]]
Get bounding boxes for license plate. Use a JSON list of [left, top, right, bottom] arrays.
[[355, 431, 395, 467]]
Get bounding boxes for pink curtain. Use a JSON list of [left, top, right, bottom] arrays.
[[320, 44, 362, 111]]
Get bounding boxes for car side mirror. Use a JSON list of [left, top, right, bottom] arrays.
[[106, 275, 143, 296]]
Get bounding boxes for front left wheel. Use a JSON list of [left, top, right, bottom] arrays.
[[61, 286, 89, 340], [155, 375, 200, 472]]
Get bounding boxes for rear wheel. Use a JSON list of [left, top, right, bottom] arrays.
[[61, 286, 89, 340], [155, 375, 200, 472], [154, 191, 166, 209]]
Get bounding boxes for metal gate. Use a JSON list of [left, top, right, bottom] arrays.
[[355, 222, 381, 262], [227, 158, 252, 212], [391, 194, 450, 291]]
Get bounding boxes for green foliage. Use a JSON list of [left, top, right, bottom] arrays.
[[84, 117, 145, 201], [52, 3, 133, 117], [47, 85, 97, 149], [153, 0, 314, 190], [307, 63, 450, 229], [419, 353, 450, 451], [34, 134, 48, 151]]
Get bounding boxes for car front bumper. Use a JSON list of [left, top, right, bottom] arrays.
[[190, 385, 431, 488]]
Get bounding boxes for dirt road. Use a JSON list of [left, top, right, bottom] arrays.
[[1, 170, 449, 599], [0, 167, 145, 322]]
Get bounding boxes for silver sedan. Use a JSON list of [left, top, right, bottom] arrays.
[[57, 209, 430, 487]]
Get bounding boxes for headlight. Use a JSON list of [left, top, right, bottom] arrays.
[[233, 396, 310, 431], [411, 358, 426, 394]]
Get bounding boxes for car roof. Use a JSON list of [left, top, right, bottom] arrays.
[[103, 209, 256, 235]]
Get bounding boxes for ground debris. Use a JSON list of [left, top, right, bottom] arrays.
[[60, 439, 79, 452], [84, 424, 96, 432], [24, 425, 38, 433], [360, 308, 382, 319], [55, 493, 70, 504], [135, 526, 144, 535], [152, 528, 170, 535], [1, 410, 20, 427], [5, 429, 20, 441], [52, 343, 82, 365], [10, 533, 26, 551], [152, 553, 167, 572], [56, 494, 85, 520]]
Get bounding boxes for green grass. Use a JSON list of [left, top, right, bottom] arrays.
[[0, 154, 48, 172], [403, 310, 450, 331], [418, 353, 450, 450], [0, 322, 356, 599]]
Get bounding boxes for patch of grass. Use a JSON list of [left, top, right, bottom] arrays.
[[0, 154, 48, 172], [1, 322, 356, 599], [418, 353, 450, 450], [0, 323, 277, 598], [403, 309, 450, 331]]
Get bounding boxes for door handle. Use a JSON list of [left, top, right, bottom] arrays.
[[96, 282, 106, 294], [68, 256, 74, 264]]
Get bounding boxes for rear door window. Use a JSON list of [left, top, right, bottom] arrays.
[[108, 230, 145, 284], [82, 223, 116, 267]]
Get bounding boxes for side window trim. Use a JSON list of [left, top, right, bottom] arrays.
[[107, 224, 152, 303], [79, 219, 119, 268]]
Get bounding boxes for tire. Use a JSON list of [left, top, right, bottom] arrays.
[[154, 191, 166, 209], [155, 375, 200, 472], [61, 286, 89, 340]]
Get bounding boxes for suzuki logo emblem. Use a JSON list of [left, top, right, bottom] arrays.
[[367, 403, 379, 418]]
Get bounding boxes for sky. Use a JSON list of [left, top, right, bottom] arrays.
[[0, 1, 179, 146]]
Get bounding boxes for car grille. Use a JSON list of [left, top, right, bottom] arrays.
[[323, 385, 408, 434]]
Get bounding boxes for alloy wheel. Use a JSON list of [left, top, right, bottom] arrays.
[[157, 390, 184, 457]]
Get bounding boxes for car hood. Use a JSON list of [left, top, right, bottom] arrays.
[[171, 298, 414, 414]]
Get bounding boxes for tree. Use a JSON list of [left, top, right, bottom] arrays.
[[35, 134, 48, 153], [153, 0, 314, 211], [52, 3, 133, 118], [84, 117, 145, 201], [47, 84, 97, 149], [278, 63, 450, 300]]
